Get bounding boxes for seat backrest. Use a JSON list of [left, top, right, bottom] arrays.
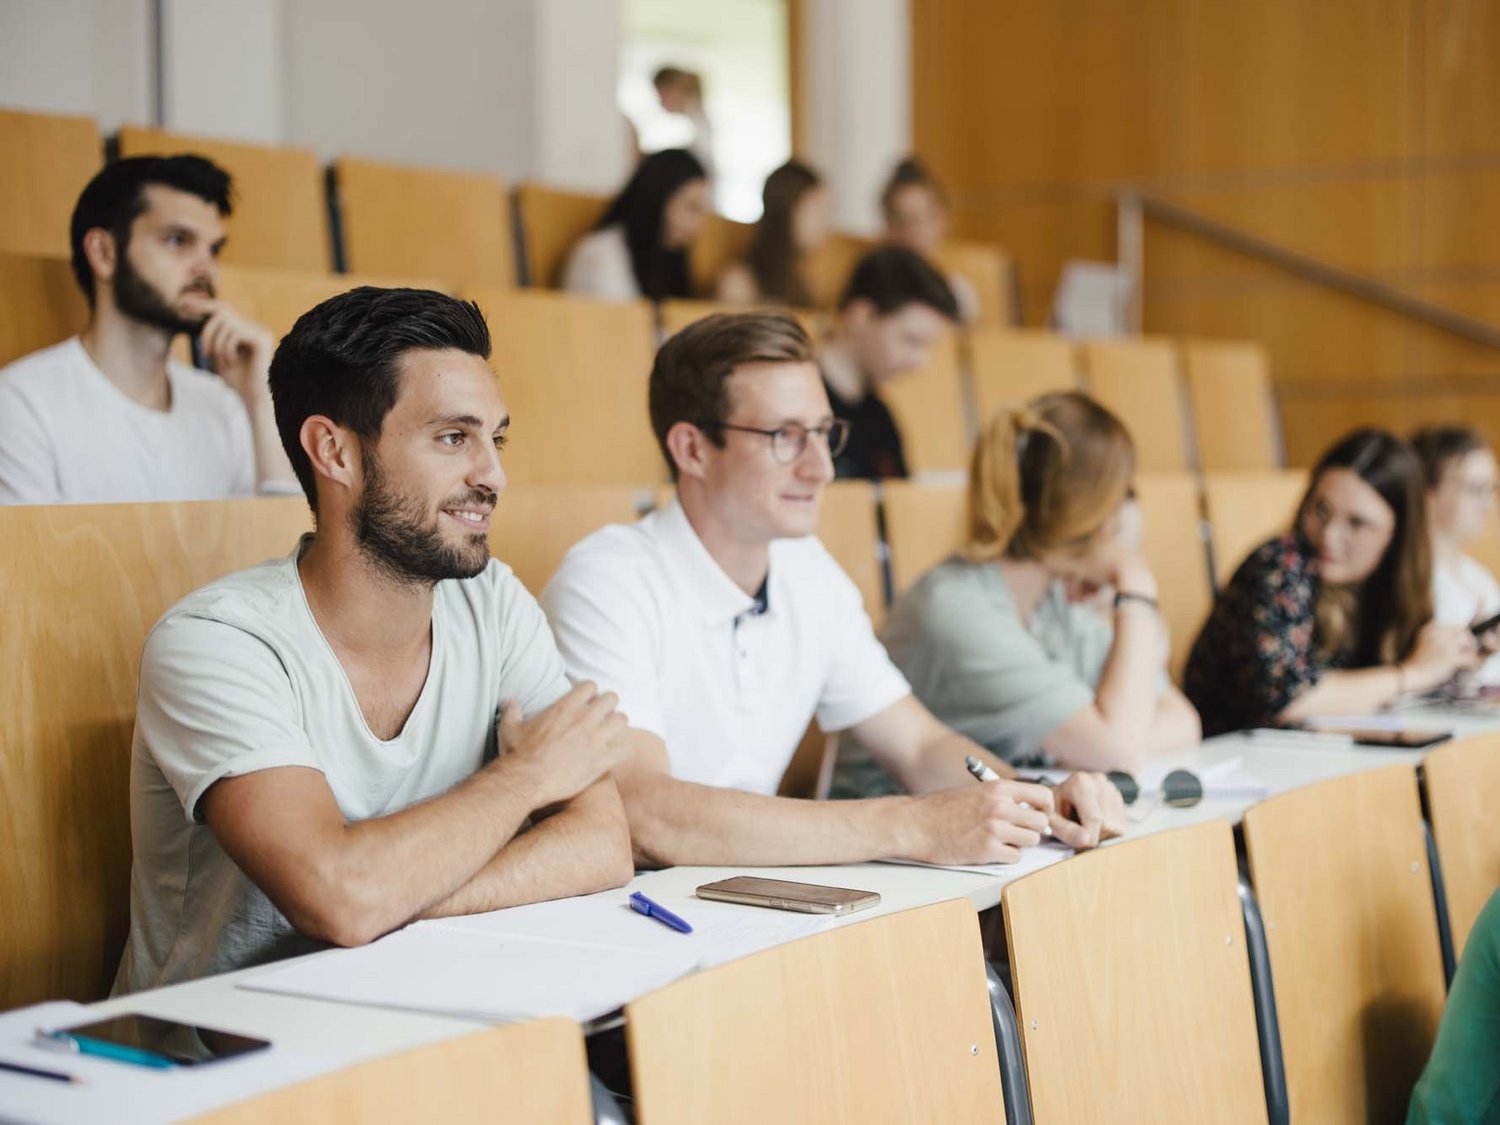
[[932, 239, 1018, 326], [657, 299, 823, 347], [215, 264, 448, 343], [0, 108, 103, 257], [1423, 732, 1500, 956], [190, 1019, 593, 1124], [1081, 338, 1192, 473], [117, 126, 331, 273], [1201, 470, 1310, 587], [1003, 821, 1268, 1124], [815, 479, 884, 624], [1242, 764, 1446, 1125], [880, 327, 971, 476], [625, 898, 1001, 1123], [0, 498, 311, 1010], [0, 252, 87, 367], [333, 157, 514, 289], [513, 182, 609, 289], [489, 484, 644, 596], [466, 288, 660, 485], [1182, 339, 1282, 473], [881, 479, 968, 597], [1135, 473, 1212, 683], [968, 327, 1080, 427], [803, 232, 876, 309], [690, 213, 755, 296]]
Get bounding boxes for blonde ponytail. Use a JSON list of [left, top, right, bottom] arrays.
[[961, 406, 1059, 561]]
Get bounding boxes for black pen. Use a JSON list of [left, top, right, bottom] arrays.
[[0, 1057, 81, 1084]]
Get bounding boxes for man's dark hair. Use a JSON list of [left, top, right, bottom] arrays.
[[653, 66, 692, 88], [838, 245, 959, 320], [69, 154, 233, 307], [269, 287, 492, 513], [1409, 424, 1489, 490], [649, 311, 813, 481]]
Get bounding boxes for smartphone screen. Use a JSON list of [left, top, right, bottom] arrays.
[[54, 1014, 270, 1066]]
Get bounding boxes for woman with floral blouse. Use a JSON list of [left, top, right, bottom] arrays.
[[1185, 428, 1479, 736]]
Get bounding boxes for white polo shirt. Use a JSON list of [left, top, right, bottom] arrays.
[[541, 499, 911, 794]]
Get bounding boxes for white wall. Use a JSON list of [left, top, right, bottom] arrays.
[[533, 0, 629, 190], [0, 0, 151, 132], [799, 0, 910, 235], [281, 0, 539, 177], [161, 0, 284, 143]]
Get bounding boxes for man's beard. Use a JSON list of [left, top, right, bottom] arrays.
[[112, 249, 211, 336], [350, 446, 494, 586]]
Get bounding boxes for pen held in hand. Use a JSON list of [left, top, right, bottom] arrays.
[[964, 755, 1052, 838]]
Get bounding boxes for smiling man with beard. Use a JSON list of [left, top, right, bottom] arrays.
[[114, 287, 634, 993], [0, 154, 296, 504]]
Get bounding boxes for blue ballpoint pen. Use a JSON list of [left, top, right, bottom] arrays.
[[629, 892, 694, 934]]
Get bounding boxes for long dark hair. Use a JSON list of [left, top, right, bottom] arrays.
[[597, 148, 705, 300], [747, 160, 821, 307], [1297, 428, 1432, 665]]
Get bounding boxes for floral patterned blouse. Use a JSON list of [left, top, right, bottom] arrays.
[[1184, 533, 1355, 736]]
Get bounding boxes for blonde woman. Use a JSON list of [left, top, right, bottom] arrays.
[[833, 393, 1200, 797]]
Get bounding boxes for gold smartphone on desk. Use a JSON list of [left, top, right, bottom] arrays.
[[696, 876, 881, 915]]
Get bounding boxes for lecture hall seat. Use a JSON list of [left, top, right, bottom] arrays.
[[1080, 337, 1193, 474], [1003, 822, 1269, 1124], [333, 156, 515, 289], [117, 125, 332, 273], [1242, 765, 1447, 1125], [0, 107, 103, 258], [1200, 470, 1310, 588], [513, 182, 609, 290], [0, 498, 311, 1011], [1182, 339, 1283, 473], [625, 898, 1003, 1123], [967, 327, 1081, 426], [1423, 733, 1500, 957], [0, 252, 86, 367], [190, 1019, 596, 1124]]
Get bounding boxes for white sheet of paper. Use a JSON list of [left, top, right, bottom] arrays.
[[881, 840, 1074, 879], [240, 926, 701, 1024], [419, 888, 836, 969], [0, 1000, 325, 1125]]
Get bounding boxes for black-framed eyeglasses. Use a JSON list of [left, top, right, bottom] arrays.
[[1107, 768, 1203, 809], [706, 419, 852, 464]]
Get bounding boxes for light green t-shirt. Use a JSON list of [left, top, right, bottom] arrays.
[[114, 538, 571, 995], [831, 556, 1111, 797]]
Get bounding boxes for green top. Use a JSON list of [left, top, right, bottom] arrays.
[[831, 556, 1112, 798], [1408, 889, 1500, 1124]]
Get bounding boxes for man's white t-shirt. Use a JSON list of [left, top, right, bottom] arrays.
[[114, 540, 571, 994], [540, 499, 911, 795], [0, 337, 256, 504]]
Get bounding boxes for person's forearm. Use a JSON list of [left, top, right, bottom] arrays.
[[421, 779, 634, 919], [1093, 605, 1161, 744], [294, 759, 547, 945], [1277, 666, 1402, 724], [886, 729, 1014, 795], [1143, 687, 1202, 754], [242, 389, 297, 489], [619, 772, 915, 868]]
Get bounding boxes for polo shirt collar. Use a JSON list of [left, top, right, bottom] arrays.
[[652, 498, 764, 626]]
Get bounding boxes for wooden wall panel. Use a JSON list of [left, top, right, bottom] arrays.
[[913, 0, 1500, 466]]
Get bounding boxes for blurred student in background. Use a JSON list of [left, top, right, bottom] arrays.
[[819, 246, 958, 480], [717, 160, 829, 308], [563, 149, 710, 302], [833, 393, 1200, 797], [1185, 429, 1478, 735], [880, 157, 979, 324], [652, 66, 715, 175]]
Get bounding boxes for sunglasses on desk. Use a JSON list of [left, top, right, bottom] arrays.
[[1105, 768, 1203, 809]]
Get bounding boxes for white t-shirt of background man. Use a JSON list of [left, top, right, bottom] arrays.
[[0, 337, 256, 504], [541, 499, 911, 795], [1433, 552, 1500, 685], [115, 540, 571, 994]]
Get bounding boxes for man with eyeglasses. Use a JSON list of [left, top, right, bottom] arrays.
[[541, 312, 1123, 871]]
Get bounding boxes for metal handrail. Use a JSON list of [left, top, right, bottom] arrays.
[[1117, 191, 1500, 352]]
